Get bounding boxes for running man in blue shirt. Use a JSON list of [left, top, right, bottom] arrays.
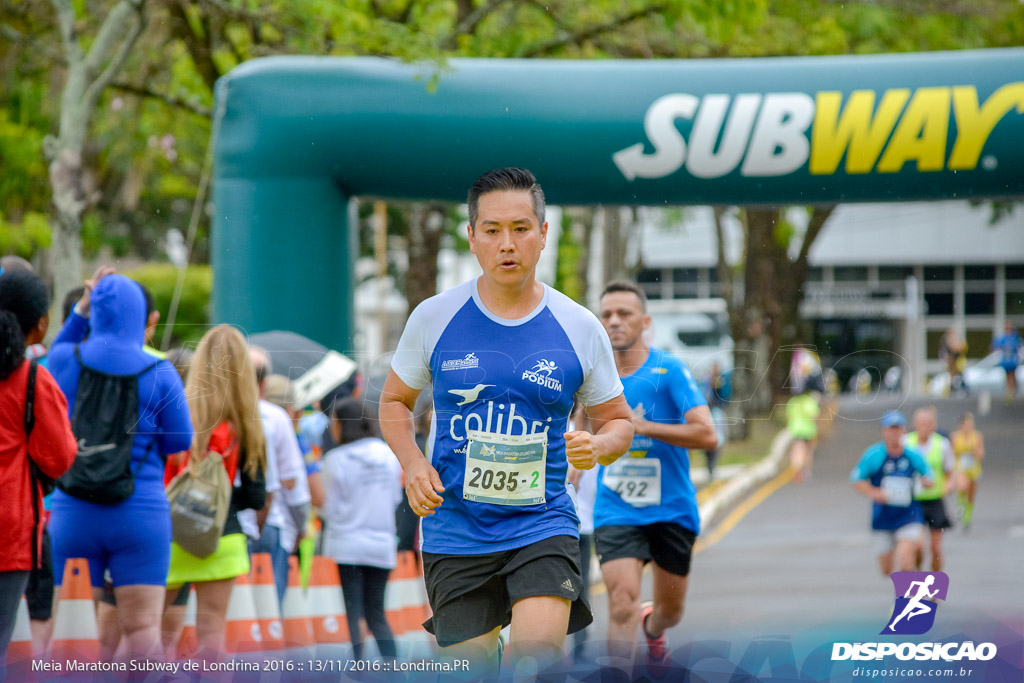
[[595, 281, 718, 668], [851, 410, 934, 576], [379, 168, 633, 674]]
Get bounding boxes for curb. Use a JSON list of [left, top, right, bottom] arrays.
[[697, 429, 794, 529]]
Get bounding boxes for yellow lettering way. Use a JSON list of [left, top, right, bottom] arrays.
[[948, 83, 1024, 170], [877, 87, 950, 173], [810, 89, 909, 175]]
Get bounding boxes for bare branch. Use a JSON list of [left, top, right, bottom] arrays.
[[795, 204, 836, 268], [50, 0, 83, 64], [442, 0, 508, 49], [83, 1, 146, 111], [518, 3, 665, 58], [168, 0, 220, 92], [110, 80, 212, 117]]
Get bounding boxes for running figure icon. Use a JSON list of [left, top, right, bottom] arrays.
[[888, 575, 939, 631]]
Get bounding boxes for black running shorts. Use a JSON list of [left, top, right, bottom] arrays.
[[421, 535, 592, 647], [594, 522, 697, 577], [919, 498, 953, 530]]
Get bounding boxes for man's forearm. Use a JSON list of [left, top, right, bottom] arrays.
[[380, 399, 427, 472], [639, 420, 718, 450], [595, 418, 634, 466]]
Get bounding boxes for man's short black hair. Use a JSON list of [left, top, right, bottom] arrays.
[[62, 286, 85, 323], [600, 280, 648, 312], [467, 167, 545, 228], [135, 280, 156, 317]]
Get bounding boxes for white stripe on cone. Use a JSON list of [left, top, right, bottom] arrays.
[[51, 600, 99, 641], [384, 578, 427, 612], [226, 580, 260, 621], [306, 586, 346, 618]]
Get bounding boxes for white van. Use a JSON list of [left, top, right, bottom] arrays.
[[644, 298, 734, 381]]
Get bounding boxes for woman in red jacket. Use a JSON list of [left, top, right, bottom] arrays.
[[0, 271, 77, 668]]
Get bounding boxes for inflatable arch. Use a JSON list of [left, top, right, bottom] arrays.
[[212, 49, 1024, 350]]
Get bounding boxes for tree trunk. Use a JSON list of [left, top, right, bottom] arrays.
[[404, 203, 445, 314], [48, 145, 87, 317], [601, 205, 632, 284], [47, 0, 146, 315]]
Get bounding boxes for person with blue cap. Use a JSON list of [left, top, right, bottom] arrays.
[[850, 410, 934, 576]]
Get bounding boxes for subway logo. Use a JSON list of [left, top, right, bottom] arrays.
[[613, 83, 1024, 180]]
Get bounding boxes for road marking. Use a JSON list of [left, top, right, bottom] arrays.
[[694, 466, 795, 554], [588, 467, 795, 596]]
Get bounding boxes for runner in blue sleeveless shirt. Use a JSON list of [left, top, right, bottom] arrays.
[[380, 168, 633, 675], [594, 281, 718, 670]]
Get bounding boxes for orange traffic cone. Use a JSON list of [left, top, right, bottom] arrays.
[[308, 556, 349, 644], [249, 553, 284, 652], [49, 558, 99, 661], [281, 556, 315, 649], [7, 596, 33, 663], [223, 573, 263, 653], [175, 587, 198, 660], [386, 551, 430, 636]]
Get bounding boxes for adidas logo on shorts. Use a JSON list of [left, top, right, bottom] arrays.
[[562, 579, 574, 593]]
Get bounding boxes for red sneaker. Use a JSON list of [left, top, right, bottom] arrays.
[[641, 601, 668, 667]]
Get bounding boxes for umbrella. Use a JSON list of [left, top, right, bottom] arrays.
[[248, 330, 357, 408]]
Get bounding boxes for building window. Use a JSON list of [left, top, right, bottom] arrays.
[[963, 265, 995, 281], [672, 267, 699, 284], [924, 292, 954, 316], [636, 268, 661, 284], [806, 267, 824, 283], [1007, 291, 1024, 315], [965, 329, 993, 359], [923, 265, 954, 281], [833, 266, 868, 282], [878, 265, 914, 281], [926, 329, 946, 360], [964, 292, 995, 315], [1005, 264, 1024, 281]]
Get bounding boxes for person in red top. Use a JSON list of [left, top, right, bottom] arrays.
[[0, 270, 77, 669]]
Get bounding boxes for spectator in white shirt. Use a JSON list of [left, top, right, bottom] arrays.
[[322, 398, 402, 660]]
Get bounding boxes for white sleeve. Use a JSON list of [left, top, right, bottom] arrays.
[[263, 428, 281, 494], [574, 313, 624, 407], [546, 289, 623, 407], [391, 302, 433, 390], [941, 438, 955, 472], [390, 284, 470, 390]]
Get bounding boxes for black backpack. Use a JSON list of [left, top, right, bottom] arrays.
[[57, 346, 159, 505]]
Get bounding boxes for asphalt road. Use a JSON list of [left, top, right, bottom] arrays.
[[580, 394, 1024, 656]]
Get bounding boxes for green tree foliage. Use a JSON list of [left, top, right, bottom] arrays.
[[123, 262, 212, 347], [4, 0, 1024, 341]]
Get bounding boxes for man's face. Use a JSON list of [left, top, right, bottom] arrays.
[[883, 424, 904, 450], [468, 190, 547, 287], [599, 291, 650, 351], [913, 411, 934, 439]]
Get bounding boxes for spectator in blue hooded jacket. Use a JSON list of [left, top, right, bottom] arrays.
[[47, 268, 193, 660]]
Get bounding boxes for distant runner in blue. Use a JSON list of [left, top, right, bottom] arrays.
[[991, 320, 1022, 401], [851, 410, 934, 576], [379, 168, 633, 675], [595, 281, 718, 669]]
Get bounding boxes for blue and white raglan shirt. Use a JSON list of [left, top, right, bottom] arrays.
[[850, 443, 933, 530], [390, 279, 623, 555], [593, 347, 706, 535]]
